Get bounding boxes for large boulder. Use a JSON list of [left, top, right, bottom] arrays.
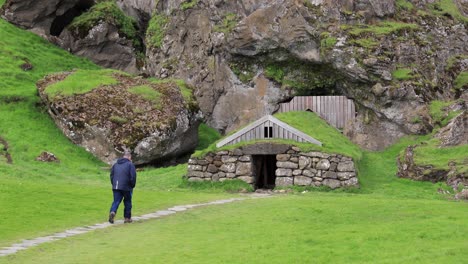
[[36, 70, 200, 165]]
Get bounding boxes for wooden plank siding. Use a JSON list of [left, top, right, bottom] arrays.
[[216, 115, 322, 148], [278, 96, 356, 129]]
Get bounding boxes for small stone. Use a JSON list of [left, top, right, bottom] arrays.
[[342, 177, 359, 186], [276, 161, 298, 169], [217, 151, 229, 155], [323, 171, 338, 179], [35, 151, 60, 163], [329, 162, 337, 172], [212, 174, 220, 182], [222, 156, 237, 163], [303, 169, 316, 177], [188, 164, 203, 171], [236, 162, 252, 176], [293, 169, 303, 176], [220, 163, 236, 173], [218, 172, 226, 178], [322, 179, 341, 189], [213, 160, 223, 167], [276, 168, 293, 177], [205, 156, 214, 163], [188, 158, 198, 164], [275, 177, 293, 186], [207, 164, 218, 173], [290, 157, 299, 163], [197, 160, 209, 166], [337, 161, 355, 172], [203, 172, 213, 178], [292, 146, 301, 152], [276, 154, 290, 161], [337, 172, 356, 180], [226, 173, 236, 178], [313, 177, 323, 182], [294, 176, 312, 186], [298, 156, 310, 169], [239, 155, 251, 162], [316, 159, 330, 170], [232, 149, 243, 156]]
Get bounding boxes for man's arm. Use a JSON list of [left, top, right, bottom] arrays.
[[110, 165, 114, 185], [130, 164, 137, 188]]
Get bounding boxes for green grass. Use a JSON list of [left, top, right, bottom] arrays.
[[396, 0, 414, 11], [454, 71, 468, 90], [430, 0, 468, 23], [44, 69, 118, 98], [320, 33, 337, 49], [0, 14, 232, 248], [429, 100, 461, 127], [392, 68, 413, 80], [343, 21, 419, 37], [350, 38, 380, 49], [180, 0, 199, 10], [213, 13, 238, 34], [196, 123, 221, 150], [3, 194, 467, 263], [193, 111, 362, 161], [413, 138, 468, 174], [128, 85, 162, 109], [146, 13, 169, 49], [264, 64, 285, 83]]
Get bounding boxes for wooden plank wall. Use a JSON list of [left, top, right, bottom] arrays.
[[278, 96, 355, 129], [225, 119, 308, 146]]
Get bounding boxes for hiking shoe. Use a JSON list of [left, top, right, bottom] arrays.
[[124, 218, 133, 223], [108, 212, 116, 224]]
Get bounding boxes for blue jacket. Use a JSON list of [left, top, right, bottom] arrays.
[[110, 158, 137, 191]]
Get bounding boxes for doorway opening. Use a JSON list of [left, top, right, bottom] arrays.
[[253, 155, 277, 189]]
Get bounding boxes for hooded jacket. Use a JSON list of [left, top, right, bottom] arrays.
[[110, 158, 137, 191]]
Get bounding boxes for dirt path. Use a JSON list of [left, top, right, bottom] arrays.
[[0, 194, 271, 257]]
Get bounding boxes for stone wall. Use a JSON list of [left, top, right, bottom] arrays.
[[187, 145, 358, 189]]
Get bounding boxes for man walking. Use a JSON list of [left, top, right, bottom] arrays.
[[109, 151, 137, 224]]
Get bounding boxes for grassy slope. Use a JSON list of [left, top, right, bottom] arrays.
[[0, 15, 231, 248]]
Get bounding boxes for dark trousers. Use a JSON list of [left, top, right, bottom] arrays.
[[110, 189, 132, 218]]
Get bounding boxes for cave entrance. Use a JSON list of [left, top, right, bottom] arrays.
[[50, 0, 95, 36], [252, 155, 277, 189]]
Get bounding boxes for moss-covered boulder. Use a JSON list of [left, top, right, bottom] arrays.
[[37, 69, 200, 165]]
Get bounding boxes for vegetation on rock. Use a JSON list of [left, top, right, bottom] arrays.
[[68, 0, 139, 47], [146, 13, 169, 49], [43, 69, 119, 98], [213, 13, 238, 34]]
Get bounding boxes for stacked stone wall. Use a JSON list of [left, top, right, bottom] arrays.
[[187, 146, 358, 189]]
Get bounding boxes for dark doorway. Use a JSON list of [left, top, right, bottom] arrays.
[[50, 0, 95, 36], [253, 155, 277, 189]]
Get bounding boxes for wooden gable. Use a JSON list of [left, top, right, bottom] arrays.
[[216, 115, 322, 148]]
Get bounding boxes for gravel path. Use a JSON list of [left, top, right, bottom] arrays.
[[0, 194, 271, 257]]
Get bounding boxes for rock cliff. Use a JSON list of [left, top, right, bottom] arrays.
[[3, 0, 467, 150]]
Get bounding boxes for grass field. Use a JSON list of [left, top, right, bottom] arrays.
[[1, 4, 467, 263]]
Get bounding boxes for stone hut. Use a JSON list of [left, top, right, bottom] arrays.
[[187, 115, 358, 189]]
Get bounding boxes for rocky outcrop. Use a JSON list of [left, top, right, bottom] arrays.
[[59, 22, 139, 74], [397, 145, 467, 189], [187, 145, 358, 189], [1, 0, 139, 73], [435, 111, 467, 147], [37, 71, 200, 165], [4, 0, 467, 150]]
